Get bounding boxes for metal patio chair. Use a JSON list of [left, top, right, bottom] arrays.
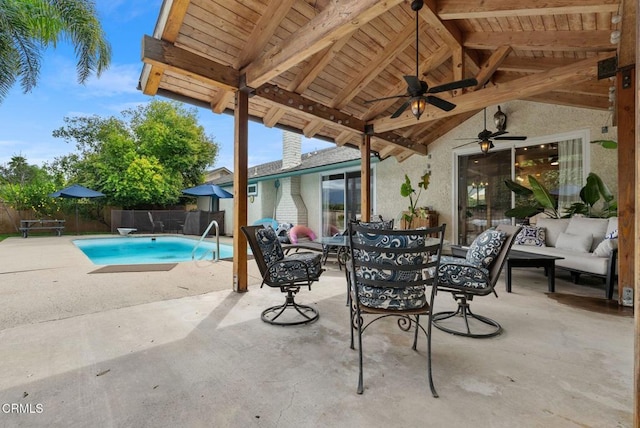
[[347, 222, 446, 396]]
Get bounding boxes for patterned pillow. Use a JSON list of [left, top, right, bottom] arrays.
[[605, 229, 618, 239], [515, 226, 546, 247], [256, 227, 284, 265], [359, 220, 394, 230], [465, 229, 507, 268]]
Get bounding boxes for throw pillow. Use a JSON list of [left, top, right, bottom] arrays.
[[605, 229, 618, 239], [465, 229, 507, 268], [593, 238, 618, 257], [514, 226, 546, 247], [555, 232, 593, 253]]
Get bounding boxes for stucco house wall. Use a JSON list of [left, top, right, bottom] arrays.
[[375, 100, 618, 243]]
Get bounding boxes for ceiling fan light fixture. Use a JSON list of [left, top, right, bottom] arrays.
[[410, 97, 426, 119], [479, 140, 494, 154]]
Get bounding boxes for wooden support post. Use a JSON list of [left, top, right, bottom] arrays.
[[233, 90, 249, 292], [360, 134, 371, 222]]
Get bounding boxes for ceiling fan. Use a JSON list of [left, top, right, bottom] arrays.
[[363, 0, 478, 120], [457, 107, 527, 153]]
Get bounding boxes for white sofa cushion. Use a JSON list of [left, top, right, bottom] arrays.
[[565, 217, 609, 251], [511, 244, 610, 275], [556, 232, 593, 253], [535, 218, 570, 247], [593, 238, 618, 257]]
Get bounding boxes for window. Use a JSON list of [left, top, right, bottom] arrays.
[[247, 183, 258, 196]]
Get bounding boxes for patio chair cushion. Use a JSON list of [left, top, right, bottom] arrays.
[[437, 255, 490, 289], [267, 252, 323, 283], [353, 231, 426, 310], [465, 229, 507, 268], [358, 220, 394, 230], [256, 227, 284, 265]]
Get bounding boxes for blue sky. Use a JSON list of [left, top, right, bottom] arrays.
[[0, 0, 333, 171]]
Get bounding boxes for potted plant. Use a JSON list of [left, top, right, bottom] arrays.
[[400, 172, 430, 228], [504, 172, 616, 219]]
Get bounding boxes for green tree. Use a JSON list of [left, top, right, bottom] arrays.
[[0, 155, 61, 216], [51, 100, 219, 208], [0, 0, 111, 103]]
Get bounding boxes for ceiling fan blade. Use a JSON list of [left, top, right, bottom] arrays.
[[363, 94, 408, 104], [404, 75, 422, 93], [390, 100, 410, 118], [494, 136, 528, 141], [428, 78, 478, 93], [426, 95, 456, 112], [489, 130, 508, 138]]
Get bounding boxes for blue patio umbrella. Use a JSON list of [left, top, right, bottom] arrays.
[[182, 184, 233, 211], [49, 184, 105, 234]]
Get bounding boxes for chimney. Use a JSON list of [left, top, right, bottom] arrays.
[[282, 131, 301, 169]]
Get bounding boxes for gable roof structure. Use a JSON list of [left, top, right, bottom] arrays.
[[139, 0, 633, 163], [210, 145, 368, 185]]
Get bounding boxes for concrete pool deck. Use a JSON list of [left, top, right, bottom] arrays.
[[0, 234, 634, 427]]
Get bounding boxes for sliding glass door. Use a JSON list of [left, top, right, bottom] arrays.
[[321, 171, 364, 237], [456, 135, 586, 245]]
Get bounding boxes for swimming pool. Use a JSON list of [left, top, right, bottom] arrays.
[[73, 236, 233, 265]]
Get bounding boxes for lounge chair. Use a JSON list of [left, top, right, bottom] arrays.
[[148, 212, 164, 233]]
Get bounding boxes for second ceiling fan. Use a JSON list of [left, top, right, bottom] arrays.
[[364, 0, 477, 119], [457, 107, 528, 153]]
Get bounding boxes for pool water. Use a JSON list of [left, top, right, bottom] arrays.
[[73, 236, 233, 265]]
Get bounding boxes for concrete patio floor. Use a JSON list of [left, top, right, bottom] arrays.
[[0, 235, 633, 427]]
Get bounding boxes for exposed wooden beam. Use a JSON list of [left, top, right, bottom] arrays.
[[525, 92, 610, 110], [254, 84, 426, 155], [210, 90, 234, 114], [140, 0, 191, 96], [497, 56, 580, 73], [242, 0, 404, 88], [417, 110, 479, 145], [303, 119, 325, 138], [263, 107, 285, 127], [333, 22, 416, 109], [464, 31, 615, 52], [236, 0, 297, 69], [334, 130, 355, 146], [437, 0, 619, 20], [618, 0, 637, 68], [474, 46, 512, 89], [141, 35, 239, 91], [371, 54, 611, 132], [422, 0, 462, 47]]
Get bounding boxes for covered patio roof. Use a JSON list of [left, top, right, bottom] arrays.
[[139, 0, 627, 161]]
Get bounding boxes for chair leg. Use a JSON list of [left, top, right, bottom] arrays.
[[432, 295, 502, 338], [261, 289, 319, 326], [356, 307, 364, 394], [426, 313, 438, 398]]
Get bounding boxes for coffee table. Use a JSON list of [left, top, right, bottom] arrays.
[[506, 250, 564, 293]]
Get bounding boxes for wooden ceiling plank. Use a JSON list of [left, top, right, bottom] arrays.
[[236, 0, 297, 69], [372, 54, 612, 132], [242, 0, 404, 88], [464, 30, 615, 52], [333, 23, 416, 109], [437, 0, 619, 20], [141, 35, 239, 91], [422, 0, 463, 47], [474, 45, 512, 88], [287, 34, 353, 93]]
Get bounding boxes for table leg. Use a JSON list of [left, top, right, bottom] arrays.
[[506, 260, 513, 293], [547, 261, 555, 292]]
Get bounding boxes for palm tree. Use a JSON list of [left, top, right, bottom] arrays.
[[0, 0, 111, 103]]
